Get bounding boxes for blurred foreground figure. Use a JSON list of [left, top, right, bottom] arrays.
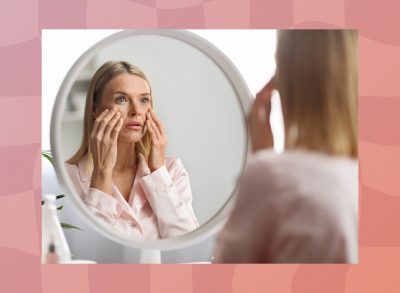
[[214, 30, 358, 263]]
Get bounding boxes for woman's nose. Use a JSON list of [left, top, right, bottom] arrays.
[[128, 100, 142, 117]]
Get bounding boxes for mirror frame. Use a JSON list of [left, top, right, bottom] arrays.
[[51, 29, 252, 250]]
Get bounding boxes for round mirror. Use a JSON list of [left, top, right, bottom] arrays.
[[51, 30, 251, 250]]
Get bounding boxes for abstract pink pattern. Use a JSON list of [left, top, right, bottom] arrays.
[[0, 0, 39, 46], [0, 38, 41, 96], [293, 0, 345, 27], [0, 0, 399, 291], [345, 0, 400, 46], [86, 0, 158, 28]]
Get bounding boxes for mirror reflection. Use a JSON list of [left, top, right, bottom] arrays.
[[60, 33, 247, 240]]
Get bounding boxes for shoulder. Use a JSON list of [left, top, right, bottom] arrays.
[[244, 148, 357, 186], [240, 148, 358, 213]]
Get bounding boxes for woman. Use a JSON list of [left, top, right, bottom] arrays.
[[213, 30, 358, 263], [65, 61, 199, 240]]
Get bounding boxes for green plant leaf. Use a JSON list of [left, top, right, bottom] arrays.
[[61, 223, 81, 231], [56, 194, 65, 200], [42, 151, 53, 164], [57, 205, 64, 210]]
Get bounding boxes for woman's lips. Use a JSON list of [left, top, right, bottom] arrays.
[[126, 122, 143, 131]]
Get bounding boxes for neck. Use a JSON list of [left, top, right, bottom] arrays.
[[114, 141, 137, 173]]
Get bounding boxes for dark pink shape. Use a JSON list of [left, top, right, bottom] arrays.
[[129, 0, 156, 7], [0, 144, 40, 196], [34, 188, 42, 246], [0, 96, 41, 146], [360, 96, 400, 146], [345, 0, 400, 46], [0, 38, 40, 96], [292, 265, 349, 293], [249, 0, 293, 28], [0, 248, 41, 292], [39, 0, 87, 27], [88, 265, 150, 292], [293, 21, 340, 28], [192, 264, 235, 293], [157, 5, 205, 28], [360, 184, 400, 246]]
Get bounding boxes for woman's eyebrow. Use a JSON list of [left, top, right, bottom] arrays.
[[113, 91, 150, 96]]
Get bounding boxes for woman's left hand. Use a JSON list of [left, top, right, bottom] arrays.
[[247, 78, 276, 153], [146, 108, 168, 172]]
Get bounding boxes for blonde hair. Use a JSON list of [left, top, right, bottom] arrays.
[[275, 30, 358, 158], [66, 61, 153, 168]]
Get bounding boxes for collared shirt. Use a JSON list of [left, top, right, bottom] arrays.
[[213, 149, 358, 263], [65, 153, 199, 240]]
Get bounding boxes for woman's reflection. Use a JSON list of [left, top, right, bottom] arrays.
[[65, 61, 199, 239]]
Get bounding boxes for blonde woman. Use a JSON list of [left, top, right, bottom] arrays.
[[65, 61, 199, 240], [214, 30, 358, 263]]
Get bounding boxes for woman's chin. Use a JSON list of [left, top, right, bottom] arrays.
[[118, 133, 143, 143]]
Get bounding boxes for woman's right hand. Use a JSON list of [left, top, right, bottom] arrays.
[[247, 78, 275, 153], [89, 108, 123, 192]]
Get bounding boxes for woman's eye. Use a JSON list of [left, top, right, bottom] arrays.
[[141, 97, 150, 104], [116, 96, 127, 104]]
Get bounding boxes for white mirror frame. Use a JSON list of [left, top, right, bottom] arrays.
[[51, 29, 252, 250]]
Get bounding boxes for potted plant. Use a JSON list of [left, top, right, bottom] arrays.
[[42, 150, 80, 230]]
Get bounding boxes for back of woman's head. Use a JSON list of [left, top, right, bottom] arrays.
[[276, 30, 357, 158]]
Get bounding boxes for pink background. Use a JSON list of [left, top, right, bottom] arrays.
[[0, 0, 399, 292]]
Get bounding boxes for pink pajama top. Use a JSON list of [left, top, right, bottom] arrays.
[[213, 149, 358, 263], [65, 153, 199, 240]]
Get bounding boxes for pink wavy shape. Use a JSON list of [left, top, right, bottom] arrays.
[[359, 36, 400, 97], [293, 0, 345, 27], [345, 0, 400, 46], [360, 184, 400, 246], [0, 0, 39, 47], [0, 38, 41, 96], [0, 144, 40, 197], [155, 0, 204, 9], [156, 5, 205, 28], [0, 248, 41, 292], [149, 265, 192, 293], [0, 191, 40, 256], [233, 265, 298, 293], [88, 265, 151, 292], [41, 265, 90, 293], [359, 96, 400, 146], [192, 264, 235, 292], [39, 0, 87, 28], [86, 0, 157, 28], [292, 265, 350, 293], [292, 21, 340, 28], [0, 97, 40, 147], [359, 140, 400, 197], [249, 0, 293, 28], [203, 0, 250, 28], [345, 247, 400, 292]]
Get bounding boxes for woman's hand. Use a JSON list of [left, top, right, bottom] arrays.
[[146, 108, 167, 172], [89, 108, 124, 192], [247, 78, 275, 153]]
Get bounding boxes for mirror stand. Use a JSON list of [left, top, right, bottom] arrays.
[[139, 249, 161, 264]]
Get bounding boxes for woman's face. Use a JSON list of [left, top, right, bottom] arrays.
[[95, 73, 152, 143]]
